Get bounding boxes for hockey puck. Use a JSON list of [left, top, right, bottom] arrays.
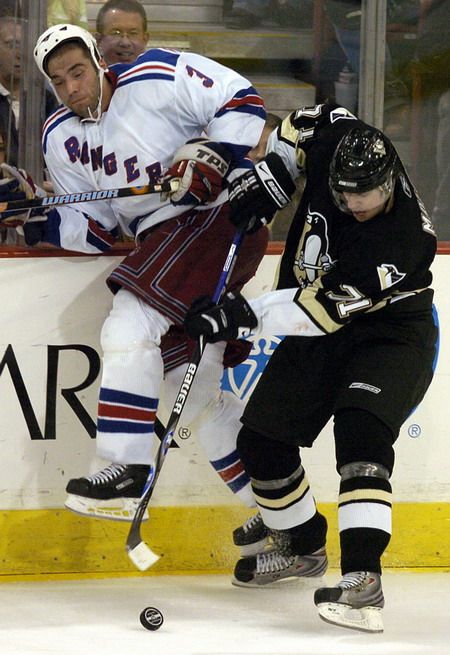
[[139, 607, 164, 631]]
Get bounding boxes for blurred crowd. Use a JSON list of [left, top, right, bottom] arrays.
[[1, 0, 449, 241]]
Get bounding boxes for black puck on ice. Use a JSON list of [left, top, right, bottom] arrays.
[[139, 606, 164, 631]]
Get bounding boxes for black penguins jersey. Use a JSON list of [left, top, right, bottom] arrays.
[[260, 103, 437, 335]]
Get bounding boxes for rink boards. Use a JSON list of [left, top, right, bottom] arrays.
[[0, 247, 449, 578]]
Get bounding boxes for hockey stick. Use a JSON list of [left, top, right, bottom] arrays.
[[0, 179, 180, 222], [126, 228, 245, 571]]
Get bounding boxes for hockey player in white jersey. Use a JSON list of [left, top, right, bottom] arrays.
[[0, 23, 295, 530]]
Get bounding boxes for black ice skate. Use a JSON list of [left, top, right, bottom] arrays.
[[232, 529, 327, 587], [233, 512, 270, 556], [314, 571, 384, 633], [65, 463, 150, 522]]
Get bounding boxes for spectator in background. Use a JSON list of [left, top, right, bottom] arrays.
[[225, 1, 313, 29], [325, 1, 422, 75], [47, 0, 89, 29], [414, 0, 450, 240], [96, 0, 148, 65], [434, 90, 450, 240], [1, 1, 21, 17], [0, 15, 22, 167], [0, 14, 57, 244], [0, 14, 58, 165], [325, 1, 422, 139]]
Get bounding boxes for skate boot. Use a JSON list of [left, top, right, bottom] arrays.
[[314, 571, 384, 633], [65, 463, 150, 521], [233, 512, 270, 556], [232, 530, 327, 587]]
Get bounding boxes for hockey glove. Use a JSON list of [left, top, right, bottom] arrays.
[[228, 152, 296, 233], [184, 292, 258, 343], [0, 164, 48, 231], [0, 163, 36, 222], [163, 138, 232, 206], [18, 217, 50, 246]]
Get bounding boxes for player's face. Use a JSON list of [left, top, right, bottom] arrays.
[[47, 46, 103, 119], [97, 10, 148, 64], [341, 188, 389, 222]]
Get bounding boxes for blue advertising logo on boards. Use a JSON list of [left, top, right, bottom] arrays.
[[221, 336, 284, 403]]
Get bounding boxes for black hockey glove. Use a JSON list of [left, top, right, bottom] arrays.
[[184, 292, 258, 343], [228, 152, 296, 233], [164, 138, 232, 206], [20, 217, 49, 246], [0, 175, 28, 211], [0, 163, 39, 222], [0, 164, 50, 244]]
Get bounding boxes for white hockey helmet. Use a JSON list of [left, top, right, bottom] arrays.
[[34, 23, 102, 83]]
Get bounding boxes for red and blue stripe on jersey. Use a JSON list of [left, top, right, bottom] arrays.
[[112, 48, 178, 89], [215, 86, 265, 120], [42, 106, 77, 155]]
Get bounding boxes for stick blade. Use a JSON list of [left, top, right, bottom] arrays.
[[127, 540, 160, 571]]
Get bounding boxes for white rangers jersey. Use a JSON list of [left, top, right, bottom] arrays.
[[41, 48, 265, 253]]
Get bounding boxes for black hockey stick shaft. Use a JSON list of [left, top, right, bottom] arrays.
[[0, 179, 180, 217], [126, 228, 245, 561]]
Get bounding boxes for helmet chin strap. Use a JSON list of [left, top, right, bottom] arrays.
[[82, 67, 106, 123]]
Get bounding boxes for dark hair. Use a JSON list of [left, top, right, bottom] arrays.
[[96, 0, 148, 33], [44, 39, 96, 76], [265, 112, 282, 131]]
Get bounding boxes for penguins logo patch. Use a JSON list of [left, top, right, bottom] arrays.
[[377, 263, 406, 290]]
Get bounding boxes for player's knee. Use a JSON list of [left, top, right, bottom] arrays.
[[334, 408, 395, 475], [162, 354, 225, 427], [237, 425, 301, 480], [101, 289, 171, 352]]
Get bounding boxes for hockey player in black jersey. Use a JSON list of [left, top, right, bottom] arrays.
[[185, 104, 438, 633]]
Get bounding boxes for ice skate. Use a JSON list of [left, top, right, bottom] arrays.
[[314, 571, 384, 633], [233, 512, 270, 556], [65, 463, 150, 522], [232, 529, 327, 587]]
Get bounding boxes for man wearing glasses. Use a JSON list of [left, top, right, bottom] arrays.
[[95, 0, 149, 65]]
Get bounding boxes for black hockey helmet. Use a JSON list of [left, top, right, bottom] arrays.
[[329, 127, 398, 195]]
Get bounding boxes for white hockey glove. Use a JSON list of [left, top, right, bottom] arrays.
[[184, 292, 258, 342], [163, 138, 232, 205], [228, 153, 296, 233]]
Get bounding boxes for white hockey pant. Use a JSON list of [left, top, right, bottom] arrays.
[[97, 288, 170, 465], [159, 342, 255, 507], [97, 289, 255, 506]]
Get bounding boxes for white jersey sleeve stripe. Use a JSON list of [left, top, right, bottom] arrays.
[[118, 63, 176, 81], [215, 87, 265, 120], [117, 64, 176, 88], [42, 105, 68, 133], [42, 109, 77, 155]]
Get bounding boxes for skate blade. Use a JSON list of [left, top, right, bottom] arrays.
[[316, 602, 384, 633], [231, 574, 323, 589], [65, 495, 149, 522]]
